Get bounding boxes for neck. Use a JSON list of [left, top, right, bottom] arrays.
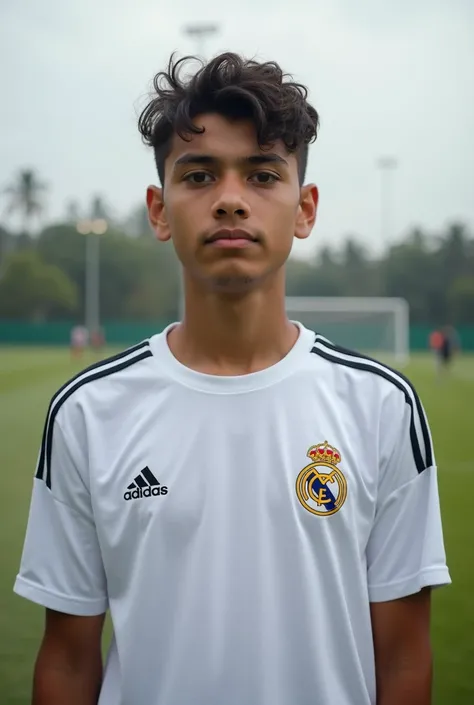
[[168, 271, 298, 375]]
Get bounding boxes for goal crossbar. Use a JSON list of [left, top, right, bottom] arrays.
[[285, 297, 408, 313], [285, 297, 410, 365]]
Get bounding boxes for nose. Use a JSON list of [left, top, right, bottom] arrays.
[[212, 174, 250, 220]]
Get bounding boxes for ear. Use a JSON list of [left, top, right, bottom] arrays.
[[295, 184, 319, 241], [146, 186, 171, 242]]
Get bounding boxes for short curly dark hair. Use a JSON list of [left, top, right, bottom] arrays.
[[138, 52, 320, 185]]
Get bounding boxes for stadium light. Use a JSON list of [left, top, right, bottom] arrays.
[[76, 218, 108, 336], [76, 220, 92, 236], [183, 24, 220, 58], [91, 218, 108, 236]]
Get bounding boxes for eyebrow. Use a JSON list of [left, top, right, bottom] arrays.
[[174, 153, 289, 168]]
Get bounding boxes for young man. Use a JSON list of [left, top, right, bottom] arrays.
[[430, 325, 460, 379], [438, 325, 460, 373], [15, 53, 450, 705], [70, 324, 88, 359]]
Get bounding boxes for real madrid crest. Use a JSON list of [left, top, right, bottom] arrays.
[[296, 441, 347, 517]]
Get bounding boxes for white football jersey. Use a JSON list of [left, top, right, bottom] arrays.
[[15, 323, 451, 705]]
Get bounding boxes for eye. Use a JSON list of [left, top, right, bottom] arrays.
[[250, 171, 280, 185], [183, 171, 214, 184]]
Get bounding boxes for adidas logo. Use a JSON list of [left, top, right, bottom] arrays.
[[124, 467, 168, 501]]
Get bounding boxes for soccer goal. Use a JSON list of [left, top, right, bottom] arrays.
[[285, 297, 410, 365]]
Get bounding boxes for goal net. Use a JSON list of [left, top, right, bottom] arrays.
[[285, 297, 409, 365]]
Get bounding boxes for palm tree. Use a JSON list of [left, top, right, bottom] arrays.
[[90, 195, 111, 222], [3, 169, 47, 236], [65, 199, 81, 224]]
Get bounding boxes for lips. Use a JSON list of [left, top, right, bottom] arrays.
[[205, 229, 258, 244]]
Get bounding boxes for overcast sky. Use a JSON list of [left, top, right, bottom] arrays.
[[1, 0, 473, 258]]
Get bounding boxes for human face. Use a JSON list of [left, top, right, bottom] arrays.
[[147, 113, 318, 293]]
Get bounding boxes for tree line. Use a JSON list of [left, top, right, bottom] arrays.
[[1, 169, 473, 324]]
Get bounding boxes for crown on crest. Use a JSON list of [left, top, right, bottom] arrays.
[[307, 441, 341, 466]]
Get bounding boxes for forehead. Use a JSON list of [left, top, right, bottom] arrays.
[[166, 113, 295, 166]]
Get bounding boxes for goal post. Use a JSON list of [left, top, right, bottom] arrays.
[[285, 297, 410, 365]]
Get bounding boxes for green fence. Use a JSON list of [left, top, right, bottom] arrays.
[[0, 321, 473, 351], [0, 321, 171, 347]]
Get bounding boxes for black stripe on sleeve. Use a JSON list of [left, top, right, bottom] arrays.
[[36, 344, 152, 489], [311, 342, 429, 474], [314, 336, 433, 468], [36, 340, 151, 483]]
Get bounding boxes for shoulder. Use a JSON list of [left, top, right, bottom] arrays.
[[53, 339, 153, 415], [36, 341, 154, 488], [309, 334, 414, 398], [308, 334, 433, 473]]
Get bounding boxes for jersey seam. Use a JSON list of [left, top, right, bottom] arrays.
[[15, 575, 107, 605], [149, 324, 315, 395], [53, 417, 91, 498], [39, 478, 96, 524], [159, 368, 303, 395], [376, 464, 436, 510], [368, 565, 450, 590]]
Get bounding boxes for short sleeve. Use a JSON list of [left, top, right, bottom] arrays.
[[367, 390, 451, 603], [14, 413, 108, 616]]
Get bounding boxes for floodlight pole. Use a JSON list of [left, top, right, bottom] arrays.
[[77, 219, 108, 336], [86, 232, 99, 334], [377, 157, 398, 249]]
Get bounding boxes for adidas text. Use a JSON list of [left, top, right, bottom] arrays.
[[124, 486, 168, 501]]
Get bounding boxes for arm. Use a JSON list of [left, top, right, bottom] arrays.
[[14, 407, 108, 702], [33, 610, 105, 705], [366, 388, 451, 705], [371, 589, 432, 705]]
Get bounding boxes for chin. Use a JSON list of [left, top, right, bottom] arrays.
[[193, 261, 280, 293], [209, 274, 260, 294]]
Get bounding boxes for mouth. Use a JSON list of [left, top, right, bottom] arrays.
[[204, 229, 259, 249]]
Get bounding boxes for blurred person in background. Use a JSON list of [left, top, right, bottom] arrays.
[[70, 324, 88, 359], [90, 327, 106, 353], [429, 328, 443, 376], [430, 325, 460, 378]]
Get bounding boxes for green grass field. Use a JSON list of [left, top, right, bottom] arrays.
[[0, 347, 473, 704]]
